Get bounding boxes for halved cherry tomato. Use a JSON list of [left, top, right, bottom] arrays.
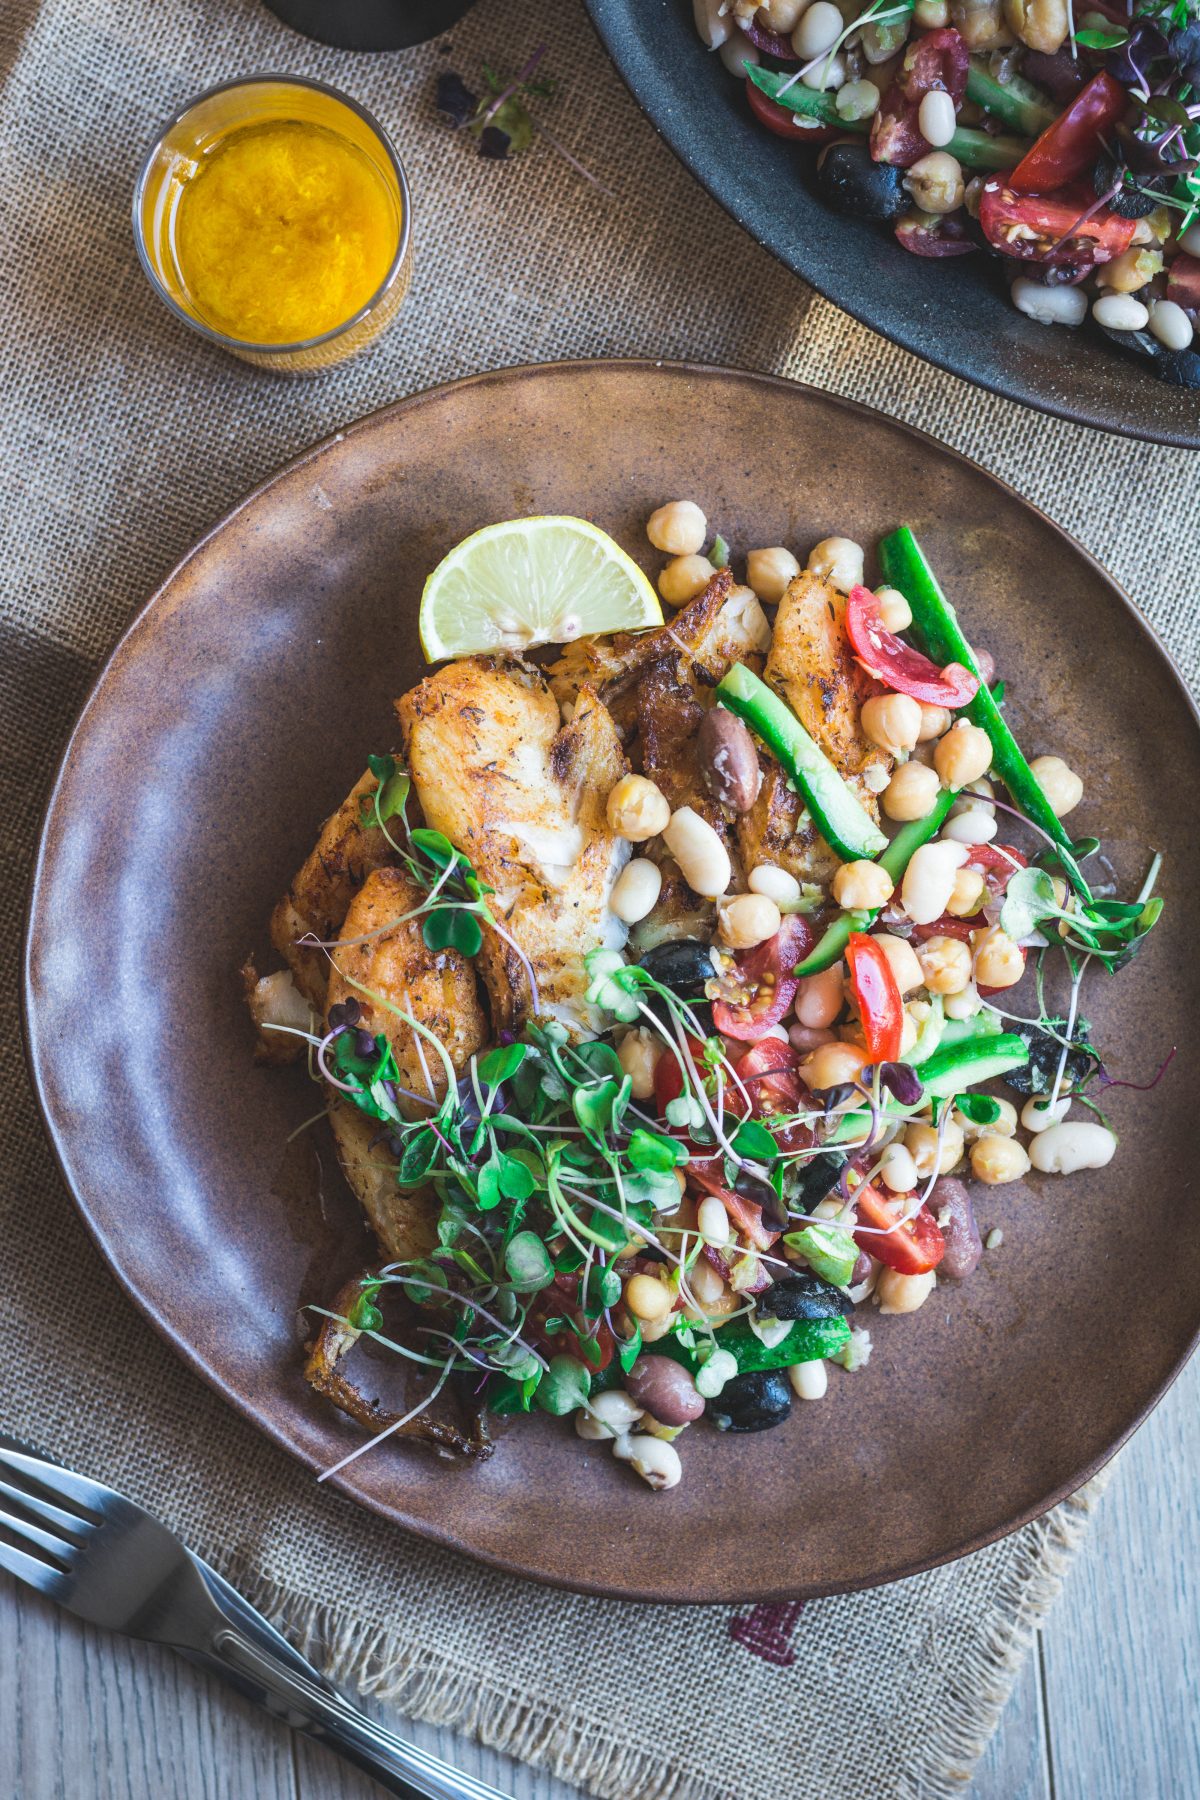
[[711, 914, 813, 1042], [527, 1274, 615, 1370], [732, 1038, 815, 1155], [845, 931, 904, 1062], [745, 77, 840, 144], [978, 179, 1136, 267], [871, 28, 968, 168], [895, 211, 976, 257], [1167, 252, 1200, 311], [909, 913, 975, 944], [852, 1181, 945, 1275], [965, 842, 1028, 898], [654, 1030, 750, 1155], [846, 586, 979, 706], [1009, 72, 1128, 195], [689, 1166, 781, 1252]]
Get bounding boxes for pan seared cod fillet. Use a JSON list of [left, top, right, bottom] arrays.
[[398, 658, 630, 1036], [325, 865, 489, 1262], [737, 572, 891, 890]]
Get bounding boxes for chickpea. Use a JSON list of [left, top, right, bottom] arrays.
[[972, 924, 1025, 990], [1029, 754, 1083, 818], [946, 866, 986, 918], [914, 0, 949, 22], [883, 759, 941, 822], [880, 1140, 919, 1193], [873, 932, 923, 995], [860, 692, 922, 755], [905, 1117, 965, 1177], [917, 702, 952, 741], [625, 1272, 674, 1323], [876, 585, 913, 631], [954, 1096, 1017, 1142], [832, 859, 894, 911], [1004, 0, 1069, 52], [794, 961, 844, 1028], [647, 499, 707, 556], [970, 1133, 1030, 1184], [606, 774, 671, 842], [759, 0, 808, 26], [916, 934, 973, 995], [719, 892, 782, 950], [899, 1009, 920, 1056], [617, 1027, 661, 1100], [746, 546, 800, 603], [952, 0, 1011, 49], [877, 1267, 937, 1314], [943, 982, 981, 1020], [800, 1040, 870, 1091], [933, 720, 993, 788], [1096, 246, 1163, 294], [659, 553, 716, 608], [807, 535, 865, 593], [904, 152, 965, 214], [901, 839, 968, 924]]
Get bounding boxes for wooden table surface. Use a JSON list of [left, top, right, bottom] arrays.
[[4, 1348, 1198, 1800]]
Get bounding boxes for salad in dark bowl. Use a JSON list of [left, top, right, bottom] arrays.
[[586, 0, 1200, 441]]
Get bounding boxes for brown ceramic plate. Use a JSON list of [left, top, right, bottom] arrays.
[[23, 361, 1200, 1603]]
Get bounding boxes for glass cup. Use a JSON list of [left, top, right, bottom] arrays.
[[133, 74, 413, 374]]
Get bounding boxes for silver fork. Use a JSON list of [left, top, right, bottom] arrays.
[[0, 1437, 507, 1800]]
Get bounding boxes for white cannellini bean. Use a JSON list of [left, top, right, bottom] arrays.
[[1029, 1121, 1117, 1174], [697, 1195, 731, 1246], [880, 1141, 919, 1193], [692, 0, 733, 46], [793, 0, 843, 56], [788, 1360, 828, 1400], [1092, 293, 1150, 332], [1179, 218, 1200, 257], [718, 30, 760, 73], [918, 88, 957, 146], [802, 51, 846, 87], [1011, 277, 1088, 327], [1149, 299, 1194, 352], [1021, 1093, 1071, 1133], [612, 1433, 683, 1490], [610, 857, 662, 924], [576, 1390, 645, 1440], [901, 839, 969, 925], [663, 806, 732, 899], [942, 805, 998, 844], [749, 863, 802, 906]]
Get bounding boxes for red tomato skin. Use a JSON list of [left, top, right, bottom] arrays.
[[711, 915, 813, 1041], [853, 1182, 945, 1275], [966, 842, 1028, 897], [845, 931, 904, 1062], [732, 1037, 814, 1152], [871, 28, 968, 168], [689, 1167, 780, 1252], [528, 1275, 615, 1370], [740, 17, 800, 60], [910, 913, 975, 944], [979, 179, 1136, 267], [745, 77, 840, 143], [1009, 72, 1128, 195], [1167, 253, 1200, 312], [846, 586, 979, 704]]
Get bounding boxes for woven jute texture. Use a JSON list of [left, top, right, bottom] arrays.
[[2, 2, 1197, 1796]]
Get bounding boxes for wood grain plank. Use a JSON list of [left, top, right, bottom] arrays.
[[970, 1640, 1052, 1800], [1040, 1351, 1200, 1800], [0, 1576, 297, 1800]]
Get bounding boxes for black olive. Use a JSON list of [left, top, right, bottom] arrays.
[[1004, 1022, 1098, 1096], [1157, 348, 1200, 389], [1093, 153, 1160, 218], [711, 1369, 792, 1433], [814, 142, 906, 222], [637, 939, 716, 999], [787, 1150, 847, 1213], [757, 1272, 851, 1321]]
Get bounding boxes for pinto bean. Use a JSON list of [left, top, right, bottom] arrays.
[[931, 1176, 983, 1279], [698, 708, 761, 813]]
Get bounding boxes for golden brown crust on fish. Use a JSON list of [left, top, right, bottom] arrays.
[[271, 768, 397, 1010], [397, 658, 629, 1036]]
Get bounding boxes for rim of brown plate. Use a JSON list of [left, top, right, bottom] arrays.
[[21, 358, 1200, 1604]]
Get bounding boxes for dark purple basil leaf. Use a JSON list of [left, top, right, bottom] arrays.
[[878, 1062, 924, 1106], [435, 71, 478, 128], [1108, 20, 1168, 89], [478, 124, 511, 159], [355, 1029, 379, 1061], [327, 997, 360, 1030], [1169, 20, 1200, 66]]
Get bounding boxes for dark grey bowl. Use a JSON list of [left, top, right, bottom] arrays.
[[584, 0, 1200, 445], [263, 0, 477, 49]]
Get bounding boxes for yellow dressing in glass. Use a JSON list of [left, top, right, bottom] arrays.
[[175, 119, 399, 345]]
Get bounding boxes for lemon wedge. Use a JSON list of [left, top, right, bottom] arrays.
[[419, 516, 663, 661]]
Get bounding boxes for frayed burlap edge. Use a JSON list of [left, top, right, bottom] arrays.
[[900, 1463, 1115, 1798], [219, 1468, 1112, 1800]]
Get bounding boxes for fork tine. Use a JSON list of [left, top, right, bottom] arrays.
[[0, 1475, 93, 1540], [0, 1445, 108, 1518], [0, 1502, 78, 1565], [0, 1534, 71, 1600]]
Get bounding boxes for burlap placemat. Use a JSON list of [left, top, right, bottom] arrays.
[[3, 2, 1197, 1796]]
